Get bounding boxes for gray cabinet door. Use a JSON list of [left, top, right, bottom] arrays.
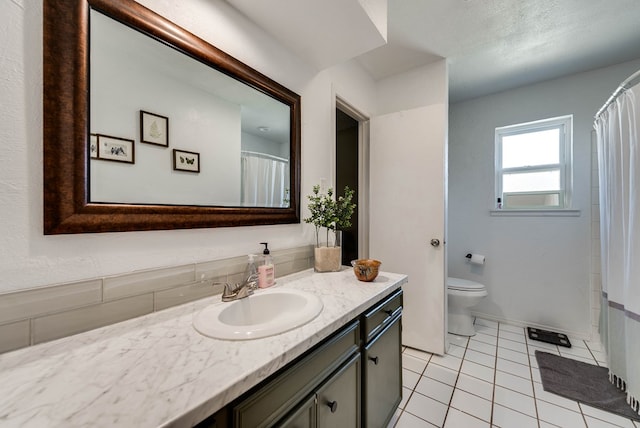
[[363, 315, 402, 428], [316, 353, 361, 428], [277, 395, 316, 428]]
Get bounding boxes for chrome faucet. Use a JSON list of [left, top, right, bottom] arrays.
[[221, 274, 258, 302]]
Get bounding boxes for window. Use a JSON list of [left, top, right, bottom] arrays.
[[495, 115, 572, 209]]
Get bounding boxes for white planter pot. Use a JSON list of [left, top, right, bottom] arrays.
[[314, 246, 342, 272]]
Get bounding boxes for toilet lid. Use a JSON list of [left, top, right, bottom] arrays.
[[447, 277, 486, 291]]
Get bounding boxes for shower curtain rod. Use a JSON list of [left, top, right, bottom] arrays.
[[595, 68, 640, 119], [241, 150, 289, 163]]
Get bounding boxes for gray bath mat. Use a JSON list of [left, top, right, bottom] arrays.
[[535, 351, 640, 421]]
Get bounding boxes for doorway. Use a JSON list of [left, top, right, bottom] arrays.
[[336, 108, 358, 265], [336, 99, 370, 266]]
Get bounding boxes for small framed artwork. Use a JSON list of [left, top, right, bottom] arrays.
[[89, 133, 98, 159], [173, 149, 200, 173], [140, 110, 169, 147], [97, 134, 135, 164]]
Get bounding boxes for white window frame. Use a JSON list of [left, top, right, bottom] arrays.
[[495, 115, 573, 210]]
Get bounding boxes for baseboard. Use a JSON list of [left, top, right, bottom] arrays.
[[470, 311, 593, 342]]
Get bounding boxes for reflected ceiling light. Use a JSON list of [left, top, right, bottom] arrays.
[[258, 126, 270, 132]]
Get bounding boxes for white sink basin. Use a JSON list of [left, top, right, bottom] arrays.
[[193, 288, 324, 340]]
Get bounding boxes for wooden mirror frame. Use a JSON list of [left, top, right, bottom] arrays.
[[43, 0, 301, 234]]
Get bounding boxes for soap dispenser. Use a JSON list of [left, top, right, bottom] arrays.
[[244, 254, 258, 285], [258, 242, 275, 288]]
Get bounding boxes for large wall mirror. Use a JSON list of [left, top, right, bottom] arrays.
[[43, 0, 301, 234]]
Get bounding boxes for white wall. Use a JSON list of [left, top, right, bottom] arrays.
[[448, 58, 640, 337], [377, 61, 448, 115], [241, 132, 288, 158], [0, 0, 377, 293], [302, 59, 378, 195]]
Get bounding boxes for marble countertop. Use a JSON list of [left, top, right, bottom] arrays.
[[0, 268, 407, 428]]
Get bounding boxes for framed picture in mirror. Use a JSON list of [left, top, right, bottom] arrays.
[[173, 149, 200, 173], [97, 134, 135, 163], [140, 110, 169, 147], [90, 134, 98, 159]]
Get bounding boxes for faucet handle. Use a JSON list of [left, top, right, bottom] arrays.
[[238, 285, 254, 299], [246, 273, 259, 290], [221, 280, 255, 302], [221, 283, 237, 301]]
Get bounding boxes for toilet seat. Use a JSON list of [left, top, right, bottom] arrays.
[[447, 277, 486, 292]]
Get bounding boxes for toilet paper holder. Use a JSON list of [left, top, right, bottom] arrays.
[[465, 253, 486, 265]]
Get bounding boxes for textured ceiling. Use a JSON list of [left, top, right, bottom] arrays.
[[357, 0, 640, 102], [225, 0, 640, 103]]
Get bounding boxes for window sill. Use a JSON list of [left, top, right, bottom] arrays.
[[489, 209, 581, 217]]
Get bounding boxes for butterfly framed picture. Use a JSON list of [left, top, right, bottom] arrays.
[[172, 149, 200, 173]]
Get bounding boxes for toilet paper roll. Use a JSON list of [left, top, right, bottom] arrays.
[[468, 253, 485, 265]]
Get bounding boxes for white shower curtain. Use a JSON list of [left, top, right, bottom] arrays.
[[594, 78, 640, 416], [241, 151, 288, 208]]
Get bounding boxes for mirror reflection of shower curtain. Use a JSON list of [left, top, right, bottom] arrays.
[[594, 78, 640, 416], [241, 151, 289, 207]]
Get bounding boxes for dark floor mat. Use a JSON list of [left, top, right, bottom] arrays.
[[527, 327, 571, 348], [536, 351, 640, 421]]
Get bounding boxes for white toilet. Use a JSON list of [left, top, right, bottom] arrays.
[[447, 277, 488, 336]]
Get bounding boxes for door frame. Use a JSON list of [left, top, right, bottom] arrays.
[[333, 95, 370, 259]]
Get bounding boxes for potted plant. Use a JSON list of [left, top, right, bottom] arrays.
[[304, 184, 356, 272]]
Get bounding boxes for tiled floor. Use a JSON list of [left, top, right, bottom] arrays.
[[388, 318, 640, 428]]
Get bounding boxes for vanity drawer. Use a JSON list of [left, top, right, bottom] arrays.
[[362, 289, 402, 343], [232, 321, 360, 428]]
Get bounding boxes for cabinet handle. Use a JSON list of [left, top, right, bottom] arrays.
[[327, 400, 338, 413], [368, 356, 379, 365]]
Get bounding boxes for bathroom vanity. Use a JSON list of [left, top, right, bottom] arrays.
[[0, 269, 406, 427], [207, 287, 403, 427]]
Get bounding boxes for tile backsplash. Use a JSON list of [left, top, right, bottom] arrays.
[[0, 245, 314, 355]]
